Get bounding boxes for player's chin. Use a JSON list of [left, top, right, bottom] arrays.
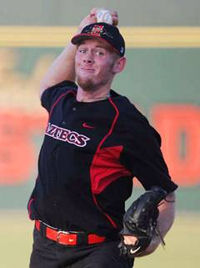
[[76, 76, 95, 91]]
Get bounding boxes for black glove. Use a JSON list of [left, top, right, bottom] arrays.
[[119, 186, 167, 259]]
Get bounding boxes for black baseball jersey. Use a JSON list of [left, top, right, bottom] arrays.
[[28, 80, 178, 237]]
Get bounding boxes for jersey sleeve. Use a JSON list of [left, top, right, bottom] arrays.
[[41, 80, 77, 112], [121, 112, 178, 193]]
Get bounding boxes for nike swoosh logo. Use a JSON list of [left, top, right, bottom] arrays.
[[82, 122, 95, 129], [130, 246, 141, 255]]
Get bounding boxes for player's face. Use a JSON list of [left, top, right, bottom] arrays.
[[75, 39, 119, 91]]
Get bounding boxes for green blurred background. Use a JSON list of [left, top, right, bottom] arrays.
[[0, 0, 199, 267]]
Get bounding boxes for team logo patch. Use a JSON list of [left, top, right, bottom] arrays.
[[91, 25, 104, 36], [45, 123, 90, 147]]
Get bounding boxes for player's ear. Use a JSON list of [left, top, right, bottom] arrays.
[[112, 56, 126, 74]]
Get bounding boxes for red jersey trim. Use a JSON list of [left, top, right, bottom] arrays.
[[90, 97, 121, 229], [91, 145, 131, 194], [28, 198, 34, 220], [49, 90, 76, 118]]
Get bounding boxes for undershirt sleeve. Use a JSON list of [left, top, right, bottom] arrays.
[[121, 115, 178, 193], [40, 80, 77, 112]]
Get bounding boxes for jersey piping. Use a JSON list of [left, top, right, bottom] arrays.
[[49, 90, 76, 118], [90, 97, 120, 229]]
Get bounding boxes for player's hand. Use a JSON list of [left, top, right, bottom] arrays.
[[121, 234, 160, 257], [110, 10, 119, 26], [78, 10, 96, 33], [78, 8, 119, 33], [123, 235, 138, 245]]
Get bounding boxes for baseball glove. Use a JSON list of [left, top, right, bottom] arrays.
[[118, 186, 167, 258]]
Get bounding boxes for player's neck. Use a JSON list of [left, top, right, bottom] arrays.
[[76, 87, 111, 102]]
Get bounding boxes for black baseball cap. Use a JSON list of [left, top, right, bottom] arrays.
[[71, 22, 125, 57]]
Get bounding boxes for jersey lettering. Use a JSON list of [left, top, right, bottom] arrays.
[[45, 123, 90, 147]]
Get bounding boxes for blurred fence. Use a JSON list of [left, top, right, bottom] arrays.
[[0, 25, 200, 211]]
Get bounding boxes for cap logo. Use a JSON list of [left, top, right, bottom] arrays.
[[90, 25, 104, 37], [72, 23, 125, 57], [120, 47, 124, 54]]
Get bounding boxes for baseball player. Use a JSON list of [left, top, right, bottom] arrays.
[[28, 9, 178, 268]]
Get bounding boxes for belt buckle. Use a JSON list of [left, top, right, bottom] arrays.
[[56, 230, 87, 246], [56, 230, 72, 245]]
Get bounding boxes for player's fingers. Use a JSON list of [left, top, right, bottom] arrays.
[[112, 16, 118, 26], [111, 10, 118, 17], [90, 8, 98, 15], [110, 10, 118, 26], [123, 235, 138, 245], [78, 13, 97, 32]]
